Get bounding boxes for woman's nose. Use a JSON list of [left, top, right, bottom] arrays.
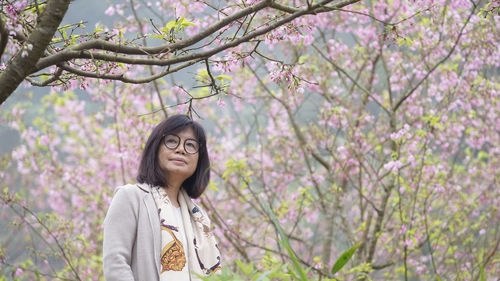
[[175, 141, 186, 154]]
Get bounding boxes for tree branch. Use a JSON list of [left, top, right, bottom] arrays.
[[1, 194, 82, 280], [70, 0, 272, 55], [0, 0, 361, 104], [393, 3, 476, 111], [59, 58, 202, 83], [26, 67, 63, 86], [311, 43, 391, 115], [35, 0, 360, 71], [130, 0, 168, 118], [0, 0, 72, 104], [0, 16, 9, 59]]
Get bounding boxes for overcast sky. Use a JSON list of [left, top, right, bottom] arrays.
[[1, 0, 115, 153]]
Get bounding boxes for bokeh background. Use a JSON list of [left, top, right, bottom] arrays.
[[1, 0, 499, 280]]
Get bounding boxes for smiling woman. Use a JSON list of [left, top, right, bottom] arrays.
[[102, 114, 221, 281]]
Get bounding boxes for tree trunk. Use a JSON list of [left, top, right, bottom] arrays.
[[0, 0, 71, 104]]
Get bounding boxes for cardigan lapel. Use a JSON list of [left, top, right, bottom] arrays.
[[139, 184, 161, 276]]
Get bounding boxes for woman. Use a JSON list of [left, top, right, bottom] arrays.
[[103, 114, 221, 281]]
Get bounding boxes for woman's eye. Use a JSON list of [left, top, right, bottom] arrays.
[[166, 139, 177, 144]]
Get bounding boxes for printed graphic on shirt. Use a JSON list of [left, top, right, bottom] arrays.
[[160, 224, 186, 272]]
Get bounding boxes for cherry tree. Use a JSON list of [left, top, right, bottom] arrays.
[[1, 0, 499, 280], [0, 0, 360, 104]]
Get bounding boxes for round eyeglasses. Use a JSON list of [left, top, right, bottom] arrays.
[[163, 134, 200, 154]]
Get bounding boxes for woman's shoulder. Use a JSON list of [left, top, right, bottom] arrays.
[[113, 183, 150, 196]]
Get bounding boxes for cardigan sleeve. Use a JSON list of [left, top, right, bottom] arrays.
[[103, 186, 137, 281]]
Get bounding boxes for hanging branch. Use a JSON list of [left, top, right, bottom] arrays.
[[0, 0, 361, 104]]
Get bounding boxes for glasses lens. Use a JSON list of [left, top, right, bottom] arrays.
[[184, 139, 199, 154], [164, 135, 180, 149]]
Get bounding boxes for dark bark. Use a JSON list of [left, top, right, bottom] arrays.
[[0, 0, 71, 104], [0, 17, 9, 59]]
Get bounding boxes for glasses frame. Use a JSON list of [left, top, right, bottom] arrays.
[[162, 134, 200, 154]]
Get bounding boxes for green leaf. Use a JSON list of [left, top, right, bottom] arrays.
[[262, 203, 309, 281], [479, 262, 486, 281], [235, 260, 254, 275], [59, 24, 73, 31], [331, 242, 362, 275], [179, 16, 196, 28], [216, 74, 232, 81], [478, 151, 488, 161], [207, 180, 219, 192], [421, 18, 431, 26], [198, 69, 209, 79], [149, 34, 165, 39], [298, 55, 310, 64], [160, 16, 196, 38], [436, 276, 443, 281], [164, 20, 177, 32]]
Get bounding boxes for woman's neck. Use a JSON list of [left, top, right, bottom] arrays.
[[164, 187, 180, 208], [162, 180, 183, 207]]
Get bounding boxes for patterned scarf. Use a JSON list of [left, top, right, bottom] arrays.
[[151, 186, 222, 280]]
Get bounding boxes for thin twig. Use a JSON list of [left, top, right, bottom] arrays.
[[393, 4, 477, 111]]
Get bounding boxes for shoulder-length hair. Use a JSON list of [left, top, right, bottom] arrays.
[[136, 114, 210, 198]]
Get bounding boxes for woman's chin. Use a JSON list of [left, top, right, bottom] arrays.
[[166, 167, 194, 180]]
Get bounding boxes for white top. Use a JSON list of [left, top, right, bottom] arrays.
[[159, 204, 190, 281], [149, 185, 221, 281], [153, 190, 191, 281], [173, 205, 190, 268]]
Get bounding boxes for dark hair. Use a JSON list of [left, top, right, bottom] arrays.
[[137, 114, 210, 198]]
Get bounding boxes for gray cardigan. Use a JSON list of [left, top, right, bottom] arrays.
[[103, 183, 161, 281]]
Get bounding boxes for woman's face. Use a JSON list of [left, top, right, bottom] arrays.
[[158, 127, 199, 185]]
